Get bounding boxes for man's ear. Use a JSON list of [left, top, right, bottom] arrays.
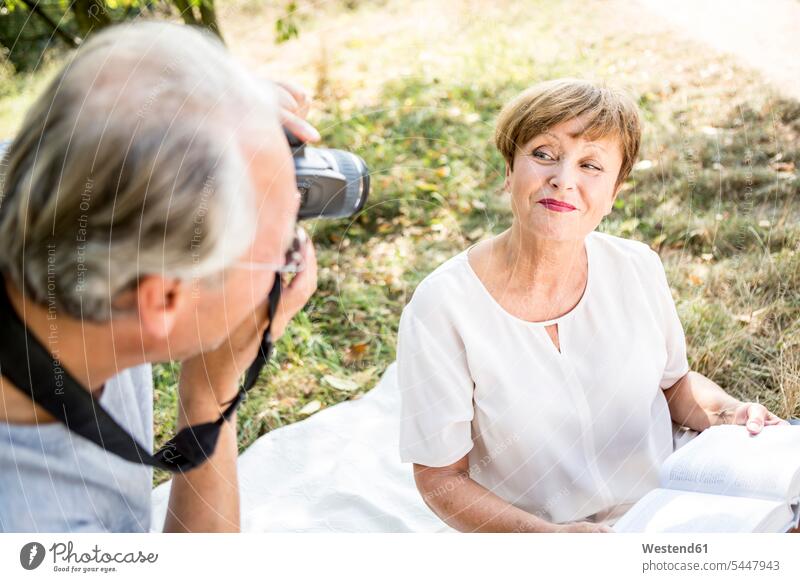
[[136, 275, 185, 340]]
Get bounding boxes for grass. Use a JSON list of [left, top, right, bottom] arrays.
[[1, 0, 798, 486]]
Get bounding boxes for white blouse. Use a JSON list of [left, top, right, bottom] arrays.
[[397, 230, 690, 526]]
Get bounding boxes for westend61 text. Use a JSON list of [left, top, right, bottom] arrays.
[[642, 543, 708, 554]]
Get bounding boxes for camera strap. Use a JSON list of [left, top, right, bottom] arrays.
[[0, 277, 281, 473]]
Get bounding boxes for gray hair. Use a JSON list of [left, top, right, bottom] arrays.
[[0, 21, 281, 321]]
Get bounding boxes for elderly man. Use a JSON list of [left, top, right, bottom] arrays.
[[0, 21, 318, 532]]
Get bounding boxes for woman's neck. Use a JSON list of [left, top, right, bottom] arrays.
[[495, 225, 588, 294]]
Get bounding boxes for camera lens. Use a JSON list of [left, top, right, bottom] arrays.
[[284, 128, 370, 220]]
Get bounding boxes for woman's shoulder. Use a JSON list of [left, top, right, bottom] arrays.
[[403, 248, 475, 317], [589, 231, 660, 272], [588, 231, 672, 306], [589, 230, 656, 259]]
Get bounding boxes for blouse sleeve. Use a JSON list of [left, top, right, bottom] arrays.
[[397, 294, 475, 467], [648, 250, 691, 389]]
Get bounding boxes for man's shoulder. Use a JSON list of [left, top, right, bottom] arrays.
[[116, 363, 154, 394], [0, 364, 155, 533]]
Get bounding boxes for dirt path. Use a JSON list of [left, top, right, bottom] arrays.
[[637, 0, 800, 101]]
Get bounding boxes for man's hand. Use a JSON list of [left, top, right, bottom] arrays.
[[266, 229, 318, 341], [274, 80, 320, 143], [179, 235, 318, 408]]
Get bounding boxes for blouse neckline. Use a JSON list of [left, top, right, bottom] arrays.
[[462, 232, 594, 327]]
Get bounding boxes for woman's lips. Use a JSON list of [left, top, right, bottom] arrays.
[[537, 198, 576, 212]]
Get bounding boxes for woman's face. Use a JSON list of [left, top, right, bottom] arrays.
[[506, 115, 624, 242]]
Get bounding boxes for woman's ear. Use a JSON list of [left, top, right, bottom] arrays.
[[503, 163, 512, 192], [136, 275, 186, 340]]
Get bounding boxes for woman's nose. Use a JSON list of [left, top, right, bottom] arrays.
[[548, 163, 577, 192]]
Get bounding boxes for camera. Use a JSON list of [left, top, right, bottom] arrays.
[[285, 129, 370, 220]]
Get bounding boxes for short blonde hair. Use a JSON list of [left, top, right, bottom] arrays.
[[494, 78, 641, 186]]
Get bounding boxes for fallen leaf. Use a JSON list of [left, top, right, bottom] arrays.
[[350, 367, 378, 387], [467, 228, 485, 241], [255, 408, 280, 423], [734, 307, 769, 325], [344, 342, 370, 364], [298, 400, 322, 415], [278, 396, 298, 409], [770, 161, 795, 173], [415, 181, 439, 192], [322, 375, 359, 392]]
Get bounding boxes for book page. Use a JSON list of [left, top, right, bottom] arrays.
[[612, 488, 793, 533], [660, 425, 800, 501]]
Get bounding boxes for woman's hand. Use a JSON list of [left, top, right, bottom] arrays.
[[665, 371, 790, 434], [727, 401, 789, 435], [554, 521, 614, 533]]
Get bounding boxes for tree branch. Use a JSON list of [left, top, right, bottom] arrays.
[[19, 0, 80, 48], [198, 0, 224, 42], [172, 0, 198, 25]]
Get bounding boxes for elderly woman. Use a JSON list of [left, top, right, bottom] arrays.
[[397, 79, 789, 533]]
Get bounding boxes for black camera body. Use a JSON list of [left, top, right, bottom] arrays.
[[286, 130, 370, 220]]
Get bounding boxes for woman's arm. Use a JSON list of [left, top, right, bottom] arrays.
[[663, 370, 787, 434], [413, 455, 611, 533]]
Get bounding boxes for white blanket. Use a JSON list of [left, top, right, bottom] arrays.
[[150, 363, 450, 532], [150, 363, 701, 531]]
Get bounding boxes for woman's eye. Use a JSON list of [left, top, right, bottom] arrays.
[[532, 149, 554, 161], [583, 162, 603, 171]]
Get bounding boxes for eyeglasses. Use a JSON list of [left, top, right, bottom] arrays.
[[234, 225, 307, 274]]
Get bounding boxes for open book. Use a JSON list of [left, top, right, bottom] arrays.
[[613, 425, 800, 532]]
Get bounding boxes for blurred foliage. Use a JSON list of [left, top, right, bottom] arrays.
[[0, 0, 222, 72], [274, 1, 300, 44]]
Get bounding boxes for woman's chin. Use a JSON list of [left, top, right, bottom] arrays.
[[521, 221, 586, 242]]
